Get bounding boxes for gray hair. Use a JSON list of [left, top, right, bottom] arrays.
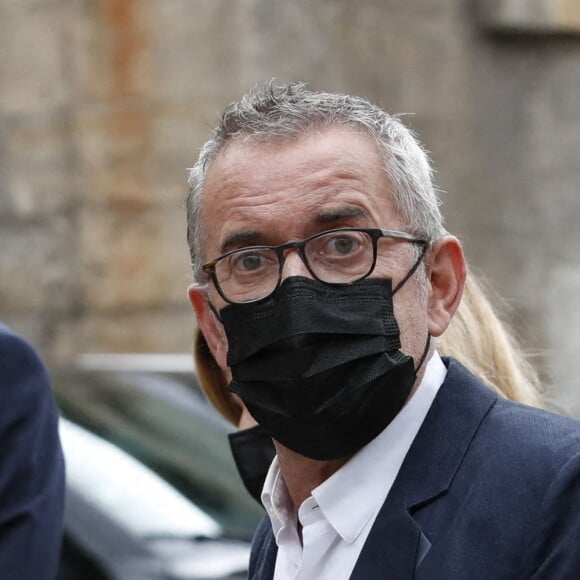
[[186, 81, 446, 282]]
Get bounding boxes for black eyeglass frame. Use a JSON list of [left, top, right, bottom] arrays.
[[202, 227, 429, 304]]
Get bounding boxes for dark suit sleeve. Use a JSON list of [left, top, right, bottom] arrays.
[[0, 326, 65, 580], [524, 451, 580, 580]]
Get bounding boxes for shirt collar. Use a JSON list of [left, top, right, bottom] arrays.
[[262, 456, 294, 542], [262, 352, 447, 544], [313, 352, 446, 542]]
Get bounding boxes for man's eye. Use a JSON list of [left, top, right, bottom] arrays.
[[233, 252, 268, 272], [327, 236, 359, 255]]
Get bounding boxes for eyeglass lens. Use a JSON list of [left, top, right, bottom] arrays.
[[214, 230, 375, 303]]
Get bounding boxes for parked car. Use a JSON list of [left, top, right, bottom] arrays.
[[53, 355, 264, 580]]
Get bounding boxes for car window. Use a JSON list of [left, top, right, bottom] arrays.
[[54, 369, 263, 537], [61, 418, 221, 538]]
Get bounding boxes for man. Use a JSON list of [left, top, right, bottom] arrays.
[[0, 323, 65, 579], [186, 82, 580, 579]]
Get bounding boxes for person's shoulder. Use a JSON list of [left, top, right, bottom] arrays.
[[445, 356, 580, 472], [471, 387, 580, 480], [0, 324, 65, 579], [489, 395, 580, 466], [487, 400, 580, 577], [0, 322, 43, 367], [0, 322, 53, 406]]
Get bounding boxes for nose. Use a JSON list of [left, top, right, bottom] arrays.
[[280, 247, 311, 281]]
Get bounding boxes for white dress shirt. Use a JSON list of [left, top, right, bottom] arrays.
[[261, 352, 447, 580]]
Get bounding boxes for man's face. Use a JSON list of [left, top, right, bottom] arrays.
[[197, 126, 431, 371]]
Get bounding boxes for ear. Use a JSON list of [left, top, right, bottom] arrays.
[[188, 285, 229, 369], [426, 236, 466, 337]]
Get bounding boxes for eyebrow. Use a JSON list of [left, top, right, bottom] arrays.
[[220, 207, 369, 254], [220, 230, 264, 254], [314, 206, 369, 223]]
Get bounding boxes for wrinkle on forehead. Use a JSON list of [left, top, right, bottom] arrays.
[[201, 127, 399, 257], [208, 127, 381, 192]]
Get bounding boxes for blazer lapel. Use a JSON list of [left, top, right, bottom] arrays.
[[350, 358, 498, 579], [349, 497, 422, 580]]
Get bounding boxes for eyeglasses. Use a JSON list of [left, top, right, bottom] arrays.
[[202, 227, 428, 304]]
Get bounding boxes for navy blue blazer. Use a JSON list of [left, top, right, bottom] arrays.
[[0, 324, 65, 580], [249, 358, 580, 579]]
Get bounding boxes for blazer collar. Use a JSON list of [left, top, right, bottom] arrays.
[[349, 358, 498, 580]]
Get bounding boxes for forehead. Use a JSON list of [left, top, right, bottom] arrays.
[[201, 126, 401, 256]]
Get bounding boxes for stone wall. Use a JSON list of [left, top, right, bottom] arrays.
[[1, 0, 580, 414]]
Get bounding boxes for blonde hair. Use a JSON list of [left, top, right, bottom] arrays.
[[439, 273, 543, 408], [194, 272, 543, 426]]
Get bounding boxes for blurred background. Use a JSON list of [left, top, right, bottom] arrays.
[[2, 1, 580, 412]]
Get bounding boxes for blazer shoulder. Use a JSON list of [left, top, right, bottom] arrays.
[[0, 324, 65, 579], [0, 324, 52, 401], [442, 357, 580, 483], [486, 395, 580, 470], [0, 323, 46, 369], [0, 321, 60, 436]]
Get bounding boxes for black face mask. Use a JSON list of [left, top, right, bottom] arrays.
[[228, 425, 276, 505], [220, 272, 429, 461]]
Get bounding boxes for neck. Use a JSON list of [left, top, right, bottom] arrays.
[[273, 441, 350, 508]]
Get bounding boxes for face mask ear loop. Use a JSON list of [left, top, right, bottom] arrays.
[[208, 300, 223, 323], [414, 333, 432, 373], [391, 243, 429, 296]]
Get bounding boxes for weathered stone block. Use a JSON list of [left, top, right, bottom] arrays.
[[147, 0, 242, 101], [78, 307, 196, 354], [0, 2, 72, 114], [73, 100, 226, 207], [149, 100, 232, 204], [72, 0, 153, 103], [0, 112, 77, 217], [0, 216, 78, 312], [74, 103, 158, 207], [79, 205, 191, 311]]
